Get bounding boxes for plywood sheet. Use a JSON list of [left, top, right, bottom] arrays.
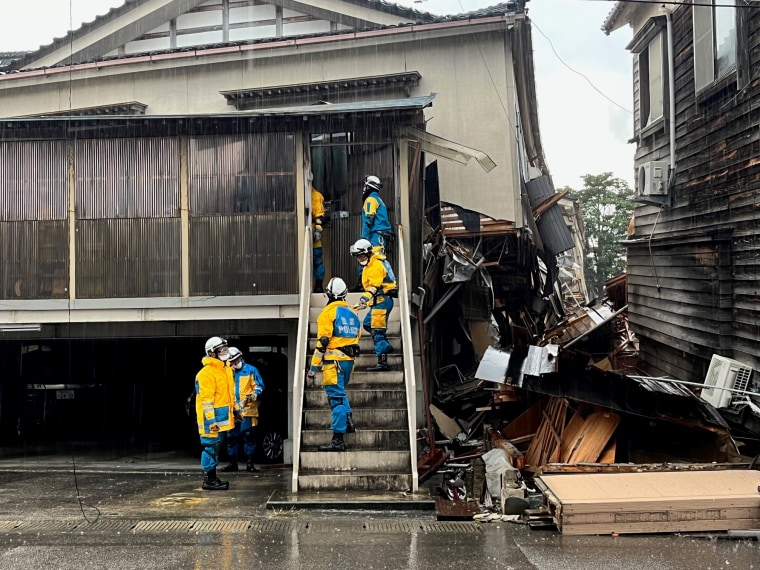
[[538, 470, 760, 535]]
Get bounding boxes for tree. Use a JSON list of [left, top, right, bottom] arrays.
[[573, 173, 634, 298]]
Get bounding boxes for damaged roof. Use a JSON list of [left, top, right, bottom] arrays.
[[5, 1, 523, 73]]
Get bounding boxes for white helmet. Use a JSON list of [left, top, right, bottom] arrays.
[[350, 238, 373, 257], [363, 175, 382, 192], [350, 238, 373, 266], [325, 277, 348, 301], [228, 346, 243, 370], [204, 336, 229, 360]]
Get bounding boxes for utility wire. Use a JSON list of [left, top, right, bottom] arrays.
[[531, 20, 633, 114]]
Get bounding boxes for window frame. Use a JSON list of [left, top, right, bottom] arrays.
[[692, 0, 748, 98], [628, 17, 668, 137]]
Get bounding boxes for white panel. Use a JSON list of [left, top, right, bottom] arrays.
[[177, 31, 224, 47], [144, 22, 171, 34], [177, 10, 222, 30], [125, 38, 172, 55], [229, 26, 277, 42], [283, 9, 310, 18], [283, 21, 332, 37], [229, 5, 276, 24]]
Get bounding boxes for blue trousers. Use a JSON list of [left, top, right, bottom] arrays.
[[323, 359, 355, 433], [226, 417, 256, 462], [363, 296, 394, 356], [200, 432, 227, 473], [313, 246, 325, 281]]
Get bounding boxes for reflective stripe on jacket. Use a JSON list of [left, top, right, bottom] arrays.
[[360, 254, 397, 306], [195, 356, 236, 437], [310, 300, 362, 370], [361, 191, 391, 240], [234, 362, 265, 419]]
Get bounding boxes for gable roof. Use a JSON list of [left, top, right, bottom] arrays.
[[7, 1, 521, 73]]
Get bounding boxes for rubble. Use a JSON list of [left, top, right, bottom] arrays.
[[419, 210, 760, 533]]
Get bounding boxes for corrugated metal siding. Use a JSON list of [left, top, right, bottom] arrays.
[[190, 214, 296, 295], [76, 138, 180, 219], [188, 133, 297, 296], [76, 218, 181, 298], [0, 220, 68, 299], [0, 141, 67, 221], [189, 134, 295, 215]]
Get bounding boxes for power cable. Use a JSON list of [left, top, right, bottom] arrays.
[[530, 20, 633, 114], [72, 457, 101, 524]]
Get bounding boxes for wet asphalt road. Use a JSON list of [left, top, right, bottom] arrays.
[[0, 450, 756, 569]]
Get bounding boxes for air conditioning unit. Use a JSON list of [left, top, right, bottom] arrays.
[[637, 161, 669, 196], [700, 355, 753, 408]]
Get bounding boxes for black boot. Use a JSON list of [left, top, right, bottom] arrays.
[[221, 461, 239, 472], [367, 354, 389, 372], [318, 432, 346, 452], [202, 468, 229, 491], [313, 280, 324, 293], [246, 456, 258, 472], [345, 412, 356, 434]]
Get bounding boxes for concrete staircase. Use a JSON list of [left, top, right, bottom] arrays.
[[297, 292, 412, 492]]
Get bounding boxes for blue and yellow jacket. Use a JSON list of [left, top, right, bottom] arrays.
[[195, 357, 238, 437], [360, 254, 398, 306], [361, 191, 391, 240], [234, 361, 265, 423], [310, 300, 362, 370]]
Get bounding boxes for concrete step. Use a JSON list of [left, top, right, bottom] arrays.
[[303, 408, 407, 429], [304, 388, 406, 409], [298, 470, 412, 492], [305, 369, 403, 389], [308, 336, 400, 353], [299, 449, 410, 471], [305, 353, 403, 369], [309, 320, 401, 336], [301, 429, 409, 449]]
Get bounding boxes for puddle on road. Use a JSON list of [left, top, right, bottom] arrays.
[[155, 493, 207, 507]]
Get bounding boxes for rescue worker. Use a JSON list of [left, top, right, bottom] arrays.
[[307, 277, 361, 451], [355, 175, 392, 288], [222, 347, 265, 473], [360, 175, 392, 253], [195, 336, 239, 490], [350, 238, 397, 372], [312, 186, 326, 293]]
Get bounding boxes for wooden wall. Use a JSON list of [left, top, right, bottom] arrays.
[[627, 6, 760, 381]]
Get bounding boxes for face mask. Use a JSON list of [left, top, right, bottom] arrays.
[[232, 360, 243, 371], [216, 346, 230, 361], [358, 255, 369, 266]]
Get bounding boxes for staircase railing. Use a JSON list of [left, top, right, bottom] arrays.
[[396, 225, 419, 492], [291, 226, 313, 492]]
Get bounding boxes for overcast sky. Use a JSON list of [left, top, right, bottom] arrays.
[[0, 0, 634, 190]]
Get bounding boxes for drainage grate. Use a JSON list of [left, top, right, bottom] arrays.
[[363, 521, 421, 533], [76, 520, 139, 533], [419, 522, 483, 533], [249, 520, 300, 533], [190, 520, 250, 533], [133, 520, 195, 533], [0, 521, 23, 531], [15, 520, 80, 532]]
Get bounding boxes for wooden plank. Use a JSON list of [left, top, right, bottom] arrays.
[[564, 410, 620, 464], [538, 470, 760, 535]]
